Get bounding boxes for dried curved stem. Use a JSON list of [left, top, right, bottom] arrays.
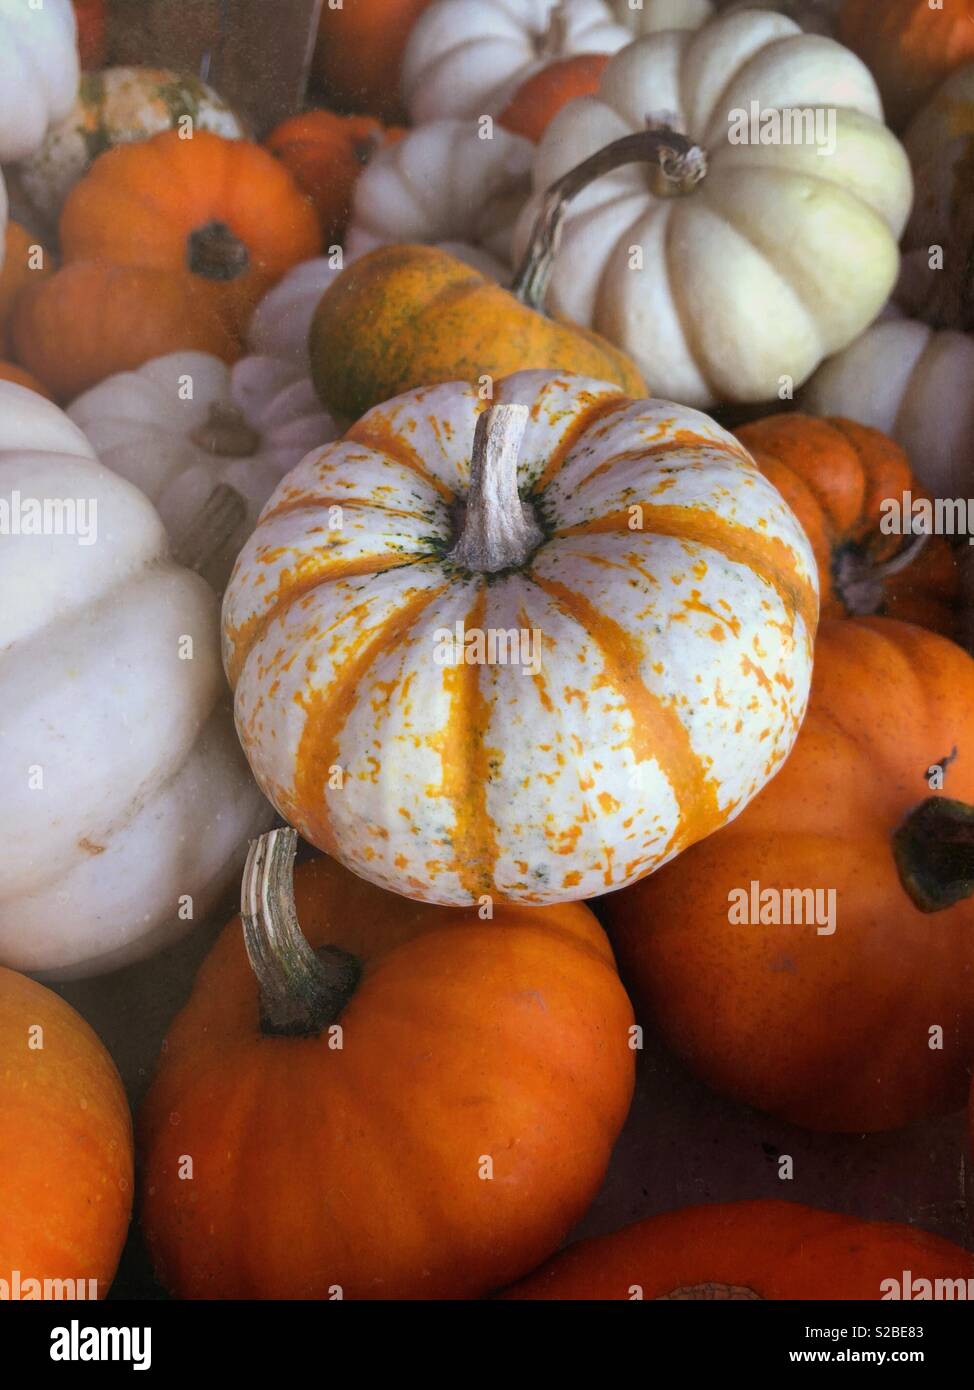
[[172, 482, 248, 577], [447, 404, 543, 573]]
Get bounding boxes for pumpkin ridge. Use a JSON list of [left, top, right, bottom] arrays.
[[346, 418, 457, 502], [664, 203, 722, 401], [554, 505, 818, 641], [258, 494, 441, 527], [532, 391, 632, 494], [528, 572, 723, 861]]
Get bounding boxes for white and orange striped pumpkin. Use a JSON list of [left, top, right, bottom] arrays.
[[222, 370, 818, 906]]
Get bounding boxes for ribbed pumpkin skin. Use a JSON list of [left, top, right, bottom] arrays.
[[840, 0, 974, 128], [504, 1200, 974, 1300], [310, 244, 646, 420], [736, 413, 961, 636], [140, 853, 635, 1300], [0, 968, 132, 1296], [223, 369, 817, 907], [605, 617, 974, 1132]]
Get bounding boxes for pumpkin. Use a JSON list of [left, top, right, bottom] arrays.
[[0, 966, 132, 1297], [247, 256, 344, 374], [402, 0, 630, 123], [313, 0, 434, 122], [345, 118, 534, 270], [12, 261, 238, 402], [59, 129, 321, 342], [800, 309, 974, 500], [72, 0, 105, 69], [0, 221, 51, 357], [68, 351, 341, 590], [223, 372, 817, 906], [839, 0, 974, 129], [0, 0, 79, 162], [900, 63, 974, 332], [604, 616, 974, 1132], [0, 359, 52, 397], [499, 54, 611, 143], [140, 826, 635, 1299], [11, 68, 247, 240], [736, 412, 961, 638], [310, 244, 645, 419], [614, 0, 714, 32], [717, 0, 840, 35], [265, 110, 401, 247], [0, 381, 272, 978], [512, 9, 913, 409], [504, 1199, 974, 1299]]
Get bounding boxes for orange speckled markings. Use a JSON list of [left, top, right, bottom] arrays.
[[222, 369, 818, 906]]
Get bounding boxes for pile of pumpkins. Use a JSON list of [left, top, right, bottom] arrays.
[[2, 0, 974, 1302]]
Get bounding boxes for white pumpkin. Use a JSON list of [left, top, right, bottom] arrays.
[[800, 309, 974, 499], [10, 66, 247, 238], [512, 9, 913, 408], [0, 0, 78, 163], [68, 352, 340, 590], [223, 369, 817, 907], [612, 0, 714, 33], [716, 0, 840, 35], [0, 382, 272, 979], [345, 119, 534, 271], [402, 0, 631, 123]]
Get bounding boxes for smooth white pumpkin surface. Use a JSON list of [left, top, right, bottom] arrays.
[[0, 0, 78, 163], [514, 9, 913, 407], [223, 369, 817, 907], [0, 383, 271, 978]]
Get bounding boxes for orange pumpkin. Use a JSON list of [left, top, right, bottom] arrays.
[[736, 413, 961, 637], [59, 129, 321, 339], [499, 53, 612, 143], [839, 0, 974, 128], [604, 617, 974, 1133], [313, 0, 433, 121], [0, 967, 132, 1298], [0, 222, 52, 357], [140, 830, 635, 1299], [12, 261, 237, 402], [265, 110, 403, 245], [72, 0, 107, 69], [504, 1200, 974, 1300]]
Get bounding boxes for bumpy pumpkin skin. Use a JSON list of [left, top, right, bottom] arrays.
[[840, 0, 974, 128], [140, 853, 635, 1300], [736, 413, 961, 637], [0, 967, 132, 1297], [224, 370, 817, 907], [310, 244, 645, 419], [504, 1200, 974, 1300], [605, 617, 974, 1133]]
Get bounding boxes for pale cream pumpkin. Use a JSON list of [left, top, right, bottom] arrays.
[[402, 0, 631, 123], [10, 67, 247, 239], [800, 308, 974, 499], [0, 0, 78, 163], [0, 381, 271, 978], [223, 369, 817, 907], [512, 9, 913, 408], [68, 352, 340, 591], [345, 118, 534, 271], [613, 0, 714, 33]]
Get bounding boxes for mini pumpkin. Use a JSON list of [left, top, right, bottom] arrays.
[[223, 371, 817, 906], [604, 616, 974, 1132], [72, 0, 105, 69], [0, 381, 272, 977], [11, 67, 247, 238], [402, 0, 630, 123], [247, 256, 344, 373], [839, 0, 974, 129], [513, 9, 913, 408], [504, 1200, 974, 1299], [499, 54, 611, 143], [0, 220, 51, 356], [68, 351, 340, 589], [0, 0, 79, 162], [265, 109, 401, 246], [140, 827, 635, 1299], [736, 412, 962, 637], [313, 0, 434, 122], [0, 966, 133, 1298], [800, 309, 974, 500]]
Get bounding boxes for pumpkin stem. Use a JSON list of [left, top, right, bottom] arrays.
[[893, 797, 974, 913], [241, 828, 362, 1037], [511, 125, 708, 312], [833, 532, 929, 616], [447, 404, 543, 573], [190, 401, 262, 458], [538, 1, 569, 58], [172, 482, 248, 580], [187, 220, 250, 282]]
